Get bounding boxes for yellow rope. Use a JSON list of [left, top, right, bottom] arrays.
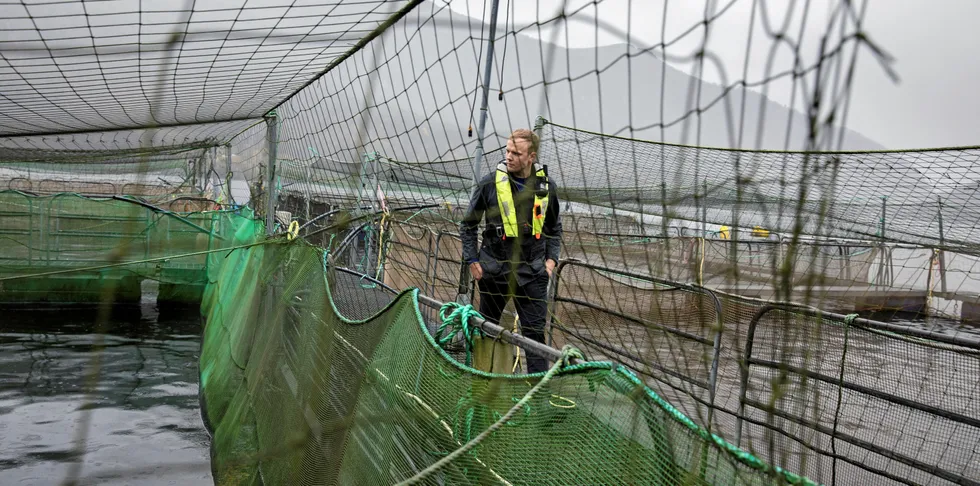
[[548, 395, 577, 409], [395, 346, 584, 486], [926, 248, 938, 311], [375, 208, 390, 278], [697, 237, 705, 286], [510, 315, 576, 408], [511, 313, 522, 373]]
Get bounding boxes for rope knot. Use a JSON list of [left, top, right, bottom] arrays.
[[434, 302, 485, 366], [559, 345, 585, 368], [843, 313, 859, 325]]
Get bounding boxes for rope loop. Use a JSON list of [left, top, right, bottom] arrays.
[[559, 344, 585, 368], [434, 302, 485, 366]]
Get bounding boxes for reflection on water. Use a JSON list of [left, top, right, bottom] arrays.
[[0, 303, 211, 486]]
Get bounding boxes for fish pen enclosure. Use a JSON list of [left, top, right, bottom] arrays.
[[2, 0, 979, 485], [0, 191, 232, 304]]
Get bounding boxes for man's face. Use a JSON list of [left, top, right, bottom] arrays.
[[505, 138, 535, 175]]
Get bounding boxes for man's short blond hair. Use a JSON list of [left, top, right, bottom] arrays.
[[509, 128, 539, 156]]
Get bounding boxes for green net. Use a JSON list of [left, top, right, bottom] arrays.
[[199, 236, 813, 485], [0, 190, 248, 304]]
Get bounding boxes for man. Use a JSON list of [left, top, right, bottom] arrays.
[[460, 128, 562, 374]]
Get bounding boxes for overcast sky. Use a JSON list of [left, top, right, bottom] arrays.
[[445, 0, 979, 151]]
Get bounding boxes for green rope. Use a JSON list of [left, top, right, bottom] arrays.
[[395, 345, 585, 486], [433, 302, 485, 366], [830, 313, 858, 485]]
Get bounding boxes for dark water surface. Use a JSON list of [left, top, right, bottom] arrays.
[[0, 303, 211, 486]]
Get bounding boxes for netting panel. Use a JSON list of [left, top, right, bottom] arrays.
[[0, 1, 402, 136], [739, 306, 980, 485], [200, 239, 815, 486]]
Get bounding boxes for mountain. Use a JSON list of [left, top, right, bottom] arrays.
[[395, 2, 884, 152], [278, 1, 883, 165]]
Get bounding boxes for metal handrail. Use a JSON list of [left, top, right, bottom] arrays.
[[735, 301, 980, 485], [552, 259, 725, 428]]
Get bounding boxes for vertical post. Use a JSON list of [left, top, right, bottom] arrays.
[[265, 112, 279, 236], [368, 151, 381, 212], [537, 116, 556, 347], [366, 151, 381, 278], [875, 195, 894, 287], [729, 188, 738, 282], [211, 145, 218, 188], [224, 144, 233, 205], [937, 196, 947, 294], [693, 178, 701, 235], [200, 148, 212, 192], [467, 0, 502, 195], [880, 195, 887, 241], [926, 249, 936, 313], [190, 154, 198, 190], [304, 168, 312, 222], [702, 179, 708, 237], [460, 0, 502, 300], [355, 153, 369, 211]]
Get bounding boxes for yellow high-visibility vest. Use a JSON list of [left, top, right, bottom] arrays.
[[494, 163, 549, 239]]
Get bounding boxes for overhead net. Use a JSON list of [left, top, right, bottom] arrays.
[[1, 0, 978, 485]]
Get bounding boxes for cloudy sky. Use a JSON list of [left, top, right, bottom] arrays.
[[445, 0, 979, 151]]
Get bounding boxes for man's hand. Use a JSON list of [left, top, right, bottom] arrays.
[[545, 259, 556, 277], [469, 261, 483, 281]]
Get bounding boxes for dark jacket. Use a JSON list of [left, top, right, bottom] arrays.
[[460, 168, 562, 286]]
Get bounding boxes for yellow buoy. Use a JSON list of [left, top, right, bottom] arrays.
[[718, 225, 730, 239], [752, 226, 770, 238]]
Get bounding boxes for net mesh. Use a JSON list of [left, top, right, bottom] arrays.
[[0, 191, 247, 304], [200, 236, 812, 485]]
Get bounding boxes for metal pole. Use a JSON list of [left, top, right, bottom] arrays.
[[937, 196, 947, 294], [875, 195, 886, 286], [702, 179, 708, 237], [417, 293, 573, 363], [467, 0, 502, 193], [211, 145, 218, 188], [460, 0, 502, 298], [365, 152, 380, 277], [694, 177, 701, 234], [224, 144, 233, 205], [369, 152, 381, 212], [265, 113, 279, 236], [355, 153, 369, 211], [880, 196, 887, 241], [190, 154, 198, 190]]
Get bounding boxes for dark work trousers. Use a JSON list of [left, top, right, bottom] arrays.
[[477, 274, 550, 374]]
